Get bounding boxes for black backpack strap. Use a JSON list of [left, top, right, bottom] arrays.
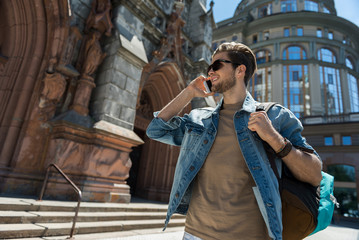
[[255, 102, 282, 181], [256, 102, 277, 113]]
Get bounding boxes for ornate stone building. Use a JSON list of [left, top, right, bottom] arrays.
[[0, 0, 214, 203], [212, 0, 359, 219]]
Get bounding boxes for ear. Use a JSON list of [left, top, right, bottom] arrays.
[[236, 64, 246, 76]]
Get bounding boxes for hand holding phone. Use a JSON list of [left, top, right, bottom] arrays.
[[203, 78, 212, 93]]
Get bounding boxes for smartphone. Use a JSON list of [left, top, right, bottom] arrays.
[[203, 78, 212, 93]]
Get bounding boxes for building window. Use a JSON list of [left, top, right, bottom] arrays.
[[297, 27, 303, 36], [281, 0, 297, 12], [328, 31, 333, 40], [264, 31, 270, 40], [317, 28, 322, 37], [324, 136, 333, 146], [327, 165, 357, 219], [258, 3, 272, 18], [248, 68, 272, 102], [304, 0, 319, 12], [324, 137, 334, 145], [283, 46, 307, 60], [212, 42, 218, 51], [283, 65, 310, 117], [323, 7, 330, 13], [318, 48, 336, 63], [348, 73, 359, 112], [346, 57, 354, 70], [253, 35, 258, 43], [255, 50, 271, 64], [284, 28, 290, 37], [342, 136, 352, 145], [320, 66, 343, 115]]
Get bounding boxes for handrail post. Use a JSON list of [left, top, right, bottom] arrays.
[[38, 163, 82, 239]]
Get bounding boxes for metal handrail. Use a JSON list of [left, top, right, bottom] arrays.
[[38, 163, 82, 239]]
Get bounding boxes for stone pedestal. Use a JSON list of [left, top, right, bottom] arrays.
[[41, 120, 143, 203]]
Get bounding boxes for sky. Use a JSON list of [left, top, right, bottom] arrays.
[[206, 0, 359, 28]]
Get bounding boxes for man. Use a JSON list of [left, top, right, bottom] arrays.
[[146, 42, 322, 240]]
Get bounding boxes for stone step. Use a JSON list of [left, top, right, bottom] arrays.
[[0, 196, 186, 239], [0, 218, 186, 239], [0, 197, 168, 213], [4, 226, 186, 240], [0, 210, 185, 224]]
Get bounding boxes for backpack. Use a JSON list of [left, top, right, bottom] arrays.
[[256, 102, 339, 240]]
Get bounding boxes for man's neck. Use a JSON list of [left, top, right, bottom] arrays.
[[222, 86, 247, 105]]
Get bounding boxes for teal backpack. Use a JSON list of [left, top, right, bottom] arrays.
[[311, 171, 338, 235], [256, 103, 339, 239]]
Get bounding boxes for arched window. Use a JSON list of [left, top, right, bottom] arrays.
[[283, 46, 306, 60], [304, 0, 318, 11], [346, 57, 354, 70], [318, 48, 336, 63], [320, 66, 343, 115], [281, 0, 297, 12], [255, 50, 271, 64], [283, 65, 310, 117], [323, 6, 330, 13], [348, 74, 359, 112]]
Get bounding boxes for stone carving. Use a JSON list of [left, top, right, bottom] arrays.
[[39, 72, 67, 120], [56, 26, 82, 78], [81, 31, 106, 78], [137, 1, 185, 108], [71, 0, 113, 116], [85, 0, 113, 36]]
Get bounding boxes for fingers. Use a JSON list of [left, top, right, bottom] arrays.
[[249, 111, 266, 123], [188, 75, 214, 97]]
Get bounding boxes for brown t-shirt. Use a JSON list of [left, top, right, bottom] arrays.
[[185, 102, 269, 240]]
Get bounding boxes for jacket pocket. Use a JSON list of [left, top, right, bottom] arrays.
[[181, 124, 204, 150]]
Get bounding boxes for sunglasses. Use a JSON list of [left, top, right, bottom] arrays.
[[207, 59, 242, 75]]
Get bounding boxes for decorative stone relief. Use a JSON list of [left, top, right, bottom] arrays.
[[71, 0, 113, 116], [39, 72, 67, 120], [137, 1, 185, 108]]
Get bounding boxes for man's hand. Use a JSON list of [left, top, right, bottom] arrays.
[[248, 110, 322, 186], [248, 111, 284, 151], [187, 75, 215, 98], [157, 75, 214, 122]]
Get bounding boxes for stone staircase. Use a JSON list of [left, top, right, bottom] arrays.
[[0, 196, 185, 239]]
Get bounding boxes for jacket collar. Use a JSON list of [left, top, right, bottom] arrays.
[[214, 91, 257, 114]]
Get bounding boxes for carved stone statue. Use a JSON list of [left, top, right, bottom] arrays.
[[81, 31, 106, 78], [85, 0, 113, 36], [39, 72, 66, 120]]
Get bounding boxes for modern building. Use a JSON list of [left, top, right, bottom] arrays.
[[0, 0, 214, 203], [212, 0, 359, 220]]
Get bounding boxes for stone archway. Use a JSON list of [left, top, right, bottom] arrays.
[[132, 62, 189, 202]]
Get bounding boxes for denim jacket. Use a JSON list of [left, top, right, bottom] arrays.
[[146, 92, 318, 240]]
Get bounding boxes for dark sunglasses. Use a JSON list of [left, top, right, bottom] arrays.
[[207, 59, 242, 75]]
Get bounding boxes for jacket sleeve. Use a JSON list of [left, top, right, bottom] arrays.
[[146, 111, 187, 147], [269, 105, 321, 160]]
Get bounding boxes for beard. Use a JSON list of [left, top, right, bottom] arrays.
[[211, 72, 236, 93]]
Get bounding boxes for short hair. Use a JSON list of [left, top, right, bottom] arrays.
[[212, 42, 257, 86]]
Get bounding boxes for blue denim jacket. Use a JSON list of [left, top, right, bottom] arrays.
[[146, 92, 318, 240]]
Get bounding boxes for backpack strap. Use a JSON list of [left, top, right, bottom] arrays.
[[256, 102, 277, 113], [255, 102, 282, 182]]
